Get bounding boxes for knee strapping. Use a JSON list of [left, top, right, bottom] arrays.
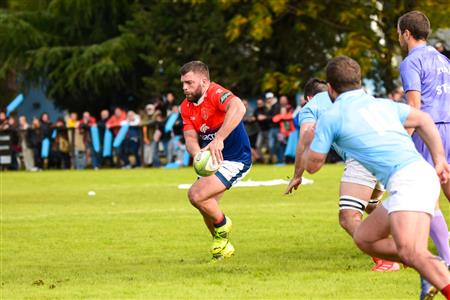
[[339, 195, 368, 214]]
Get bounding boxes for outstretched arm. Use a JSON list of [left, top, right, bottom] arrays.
[[302, 125, 328, 174], [285, 122, 315, 194]]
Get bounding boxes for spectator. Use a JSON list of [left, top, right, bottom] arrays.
[[166, 105, 183, 163], [28, 117, 44, 169], [435, 41, 450, 59], [272, 106, 295, 163], [106, 107, 127, 167], [163, 92, 177, 116], [254, 98, 271, 163], [18, 115, 35, 170], [79, 112, 100, 169], [106, 107, 127, 134], [51, 118, 70, 169], [0, 111, 9, 130], [151, 111, 167, 167], [141, 104, 156, 166], [242, 99, 260, 163], [7, 116, 20, 170], [388, 86, 406, 103], [123, 110, 142, 168], [66, 112, 78, 129], [266, 92, 282, 164], [97, 109, 112, 167]]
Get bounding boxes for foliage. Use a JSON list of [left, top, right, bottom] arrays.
[[222, 0, 450, 95], [0, 0, 449, 112]]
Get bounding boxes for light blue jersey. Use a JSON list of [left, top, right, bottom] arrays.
[[298, 92, 333, 125], [311, 89, 422, 186], [298, 91, 346, 160]]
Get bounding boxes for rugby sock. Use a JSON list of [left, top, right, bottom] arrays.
[[430, 209, 450, 265], [441, 284, 450, 299], [213, 214, 226, 228]]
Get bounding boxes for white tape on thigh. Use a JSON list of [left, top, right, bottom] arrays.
[[339, 195, 368, 214]]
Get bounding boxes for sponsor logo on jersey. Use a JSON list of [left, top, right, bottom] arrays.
[[201, 133, 216, 141], [200, 123, 210, 133], [220, 92, 231, 104]]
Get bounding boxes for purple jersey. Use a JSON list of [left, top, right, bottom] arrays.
[[400, 45, 450, 123]]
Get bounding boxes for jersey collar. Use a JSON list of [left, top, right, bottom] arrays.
[[335, 88, 365, 102], [408, 44, 427, 55]]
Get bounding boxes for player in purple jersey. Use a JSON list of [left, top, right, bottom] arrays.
[[398, 11, 450, 299]]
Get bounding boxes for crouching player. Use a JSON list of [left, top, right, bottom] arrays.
[[179, 61, 252, 261]]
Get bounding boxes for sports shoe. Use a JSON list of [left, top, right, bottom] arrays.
[[420, 276, 438, 300], [210, 216, 232, 255], [211, 241, 235, 262], [371, 257, 401, 272]]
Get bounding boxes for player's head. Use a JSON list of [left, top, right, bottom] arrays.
[[397, 11, 430, 51], [326, 56, 361, 101], [180, 61, 210, 103], [303, 78, 328, 102]]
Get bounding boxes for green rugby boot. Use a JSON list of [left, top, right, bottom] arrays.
[[210, 216, 232, 255], [211, 241, 235, 262]]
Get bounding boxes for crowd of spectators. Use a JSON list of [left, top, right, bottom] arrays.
[[0, 87, 406, 171]]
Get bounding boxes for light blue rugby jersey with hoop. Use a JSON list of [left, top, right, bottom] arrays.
[[298, 91, 346, 160], [310, 89, 422, 186]]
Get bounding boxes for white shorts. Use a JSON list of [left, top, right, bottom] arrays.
[[382, 160, 440, 216], [215, 160, 251, 189], [341, 159, 385, 191]]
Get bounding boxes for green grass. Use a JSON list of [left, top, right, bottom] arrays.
[[1, 164, 449, 299]]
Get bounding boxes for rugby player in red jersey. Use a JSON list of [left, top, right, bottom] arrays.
[[180, 61, 252, 261]]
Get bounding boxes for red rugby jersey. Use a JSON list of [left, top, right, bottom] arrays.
[[180, 82, 251, 163]]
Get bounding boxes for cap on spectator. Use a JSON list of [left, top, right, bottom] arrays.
[[265, 92, 274, 99]]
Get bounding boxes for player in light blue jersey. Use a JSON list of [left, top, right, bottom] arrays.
[[285, 78, 399, 271], [304, 56, 450, 299], [398, 11, 450, 298]]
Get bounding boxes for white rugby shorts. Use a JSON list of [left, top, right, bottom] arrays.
[[382, 160, 440, 216], [215, 160, 252, 189], [341, 159, 385, 191]]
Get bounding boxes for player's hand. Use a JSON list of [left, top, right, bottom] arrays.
[[435, 159, 450, 184], [202, 137, 224, 164], [284, 176, 302, 195]]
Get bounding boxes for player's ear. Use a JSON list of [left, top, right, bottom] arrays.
[[327, 83, 338, 101]]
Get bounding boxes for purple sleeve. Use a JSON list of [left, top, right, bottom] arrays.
[[400, 58, 421, 93]]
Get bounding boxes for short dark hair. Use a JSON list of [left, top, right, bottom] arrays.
[[398, 11, 430, 41], [326, 56, 361, 94], [180, 60, 210, 80], [303, 78, 328, 98]]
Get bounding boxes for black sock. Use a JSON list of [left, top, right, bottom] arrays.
[[213, 214, 227, 228]]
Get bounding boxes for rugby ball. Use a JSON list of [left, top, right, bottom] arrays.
[[193, 150, 220, 176]]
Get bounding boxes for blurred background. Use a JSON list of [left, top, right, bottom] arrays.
[[0, 0, 449, 170]]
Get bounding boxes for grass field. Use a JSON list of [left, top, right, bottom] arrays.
[[2, 164, 449, 299]]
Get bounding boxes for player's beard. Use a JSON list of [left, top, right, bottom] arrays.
[[186, 85, 204, 103]]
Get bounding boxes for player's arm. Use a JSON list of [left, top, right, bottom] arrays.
[[405, 90, 421, 135], [302, 113, 335, 174], [285, 122, 315, 194], [302, 125, 327, 174], [403, 107, 450, 183], [204, 97, 245, 163], [184, 129, 201, 157]]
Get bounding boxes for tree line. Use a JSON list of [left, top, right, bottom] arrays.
[[0, 0, 449, 113]]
